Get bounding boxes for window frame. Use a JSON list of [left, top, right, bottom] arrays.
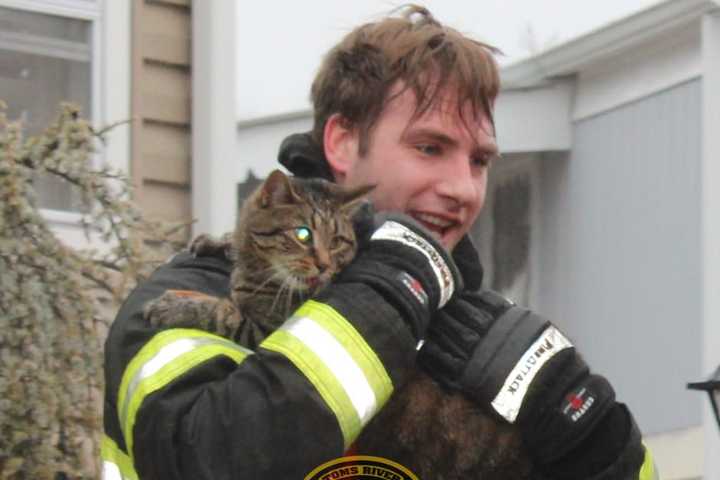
[[471, 152, 542, 308], [0, 0, 103, 222]]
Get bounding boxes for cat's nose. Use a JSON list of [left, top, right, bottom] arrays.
[[315, 248, 331, 273]]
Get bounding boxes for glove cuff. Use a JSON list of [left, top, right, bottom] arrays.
[[370, 217, 462, 309], [461, 307, 557, 423]]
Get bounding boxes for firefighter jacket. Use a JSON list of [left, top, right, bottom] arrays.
[[101, 233, 657, 479], [102, 131, 657, 479]]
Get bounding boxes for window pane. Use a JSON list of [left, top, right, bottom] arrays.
[[470, 155, 536, 306], [0, 6, 92, 211]]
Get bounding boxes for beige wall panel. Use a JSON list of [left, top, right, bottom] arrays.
[[140, 62, 190, 98], [141, 122, 190, 185], [138, 62, 190, 124], [142, 121, 191, 159], [142, 33, 189, 66], [139, 92, 189, 125], [143, 153, 189, 185], [141, 181, 191, 221], [131, 0, 192, 223], [141, 120, 190, 157], [147, 0, 190, 7], [140, 2, 190, 65], [142, 0, 190, 34]]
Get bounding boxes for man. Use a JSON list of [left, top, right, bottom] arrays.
[[102, 6, 657, 479]]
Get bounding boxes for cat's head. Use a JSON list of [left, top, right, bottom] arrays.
[[235, 169, 373, 296]]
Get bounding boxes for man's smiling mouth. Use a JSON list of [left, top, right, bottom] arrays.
[[410, 211, 459, 244]]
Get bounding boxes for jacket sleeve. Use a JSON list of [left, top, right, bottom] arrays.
[[102, 252, 420, 479], [534, 389, 658, 480], [565, 403, 658, 480]]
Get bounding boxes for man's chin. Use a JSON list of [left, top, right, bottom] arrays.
[[440, 229, 463, 252]]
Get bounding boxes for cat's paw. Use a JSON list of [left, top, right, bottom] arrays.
[[144, 290, 211, 328], [143, 291, 178, 328], [190, 233, 232, 259]]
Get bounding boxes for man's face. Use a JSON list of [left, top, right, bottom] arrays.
[[332, 87, 498, 251]]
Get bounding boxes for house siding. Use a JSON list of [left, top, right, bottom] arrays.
[[537, 79, 703, 434], [131, 0, 191, 222]]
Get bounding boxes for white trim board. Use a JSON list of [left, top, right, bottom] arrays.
[[701, 11, 720, 480], [573, 21, 702, 121], [501, 0, 716, 89], [0, 0, 100, 19], [495, 81, 573, 153]]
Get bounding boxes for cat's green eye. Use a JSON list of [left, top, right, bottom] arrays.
[[294, 226, 312, 244]]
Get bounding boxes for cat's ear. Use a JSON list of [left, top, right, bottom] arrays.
[[258, 170, 300, 208], [339, 184, 375, 216]]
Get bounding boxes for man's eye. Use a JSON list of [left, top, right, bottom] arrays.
[[472, 152, 500, 168], [416, 144, 441, 156], [471, 154, 489, 167]]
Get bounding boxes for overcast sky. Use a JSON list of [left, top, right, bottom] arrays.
[[236, 0, 663, 121]]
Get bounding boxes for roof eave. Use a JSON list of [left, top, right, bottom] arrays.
[[501, 0, 717, 89]]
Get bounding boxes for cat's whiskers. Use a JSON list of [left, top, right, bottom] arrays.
[[285, 275, 306, 319], [269, 274, 293, 319], [247, 267, 285, 297]]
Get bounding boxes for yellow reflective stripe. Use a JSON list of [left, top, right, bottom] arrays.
[[639, 445, 658, 480], [100, 435, 138, 480], [118, 329, 218, 419], [296, 301, 393, 405], [117, 329, 252, 462], [262, 329, 361, 446], [261, 300, 393, 449]]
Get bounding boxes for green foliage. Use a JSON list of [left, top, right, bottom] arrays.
[[0, 103, 185, 479]]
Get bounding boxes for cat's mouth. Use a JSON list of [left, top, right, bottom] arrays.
[[302, 273, 335, 293], [275, 265, 333, 294], [283, 274, 324, 293]]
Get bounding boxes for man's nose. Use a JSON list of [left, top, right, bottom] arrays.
[[435, 157, 478, 208]]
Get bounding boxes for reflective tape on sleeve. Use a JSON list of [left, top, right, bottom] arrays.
[[260, 300, 393, 448], [100, 435, 138, 480], [117, 329, 253, 462], [639, 444, 659, 480]]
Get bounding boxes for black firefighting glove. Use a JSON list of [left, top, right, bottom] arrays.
[[418, 290, 622, 468], [336, 211, 463, 341]]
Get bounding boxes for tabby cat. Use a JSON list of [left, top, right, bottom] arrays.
[[144, 169, 533, 479]]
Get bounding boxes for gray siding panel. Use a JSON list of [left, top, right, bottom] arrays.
[[537, 80, 703, 434]]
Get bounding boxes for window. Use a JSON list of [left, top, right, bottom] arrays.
[[0, 1, 97, 211], [470, 154, 539, 306]]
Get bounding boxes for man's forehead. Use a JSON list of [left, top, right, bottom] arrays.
[[386, 88, 496, 149]]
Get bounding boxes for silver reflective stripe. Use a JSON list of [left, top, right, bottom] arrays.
[[371, 220, 455, 306], [491, 326, 573, 423], [101, 434, 138, 480], [119, 336, 251, 435], [102, 461, 123, 480], [282, 316, 377, 424], [119, 338, 195, 429]]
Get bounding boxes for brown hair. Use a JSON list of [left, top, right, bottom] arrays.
[[311, 4, 501, 155]]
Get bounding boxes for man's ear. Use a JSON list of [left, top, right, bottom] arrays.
[[323, 113, 359, 183]]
